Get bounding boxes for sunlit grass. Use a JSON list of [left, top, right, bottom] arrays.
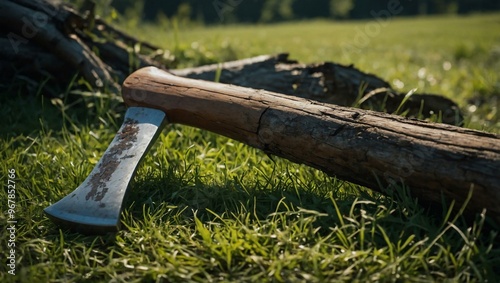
[[1, 13, 499, 282]]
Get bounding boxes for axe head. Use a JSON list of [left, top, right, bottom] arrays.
[[44, 107, 166, 234]]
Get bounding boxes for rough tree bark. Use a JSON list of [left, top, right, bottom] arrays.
[[0, 0, 164, 93]]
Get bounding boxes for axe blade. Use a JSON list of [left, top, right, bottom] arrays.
[[44, 107, 166, 234]]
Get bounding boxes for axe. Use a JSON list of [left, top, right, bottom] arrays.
[[44, 67, 500, 234]]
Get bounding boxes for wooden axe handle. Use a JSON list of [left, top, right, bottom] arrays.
[[122, 67, 500, 222]]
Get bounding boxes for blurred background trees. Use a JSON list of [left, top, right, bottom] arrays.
[[69, 0, 500, 25]]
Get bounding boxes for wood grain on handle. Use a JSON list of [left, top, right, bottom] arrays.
[[122, 66, 500, 222]]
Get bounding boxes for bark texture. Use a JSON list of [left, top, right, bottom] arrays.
[[123, 67, 500, 223], [0, 0, 162, 93]]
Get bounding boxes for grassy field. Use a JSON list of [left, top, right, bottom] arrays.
[[1, 13, 500, 282]]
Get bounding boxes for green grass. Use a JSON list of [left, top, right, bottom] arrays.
[[1, 14, 500, 282]]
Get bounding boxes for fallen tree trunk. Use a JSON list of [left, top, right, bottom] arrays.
[[125, 68, 500, 223], [172, 54, 463, 125], [0, 0, 161, 93]]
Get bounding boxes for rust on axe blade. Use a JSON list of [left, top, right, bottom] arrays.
[[44, 107, 166, 234]]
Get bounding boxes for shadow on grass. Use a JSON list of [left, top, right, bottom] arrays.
[[0, 91, 63, 138], [122, 164, 499, 246], [0, 84, 124, 139]]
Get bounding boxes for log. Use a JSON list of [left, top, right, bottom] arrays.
[[0, 0, 161, 93], [171, 54, 464, 125], [125, 68, 500, 223], [0, 0, 120, 92]]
